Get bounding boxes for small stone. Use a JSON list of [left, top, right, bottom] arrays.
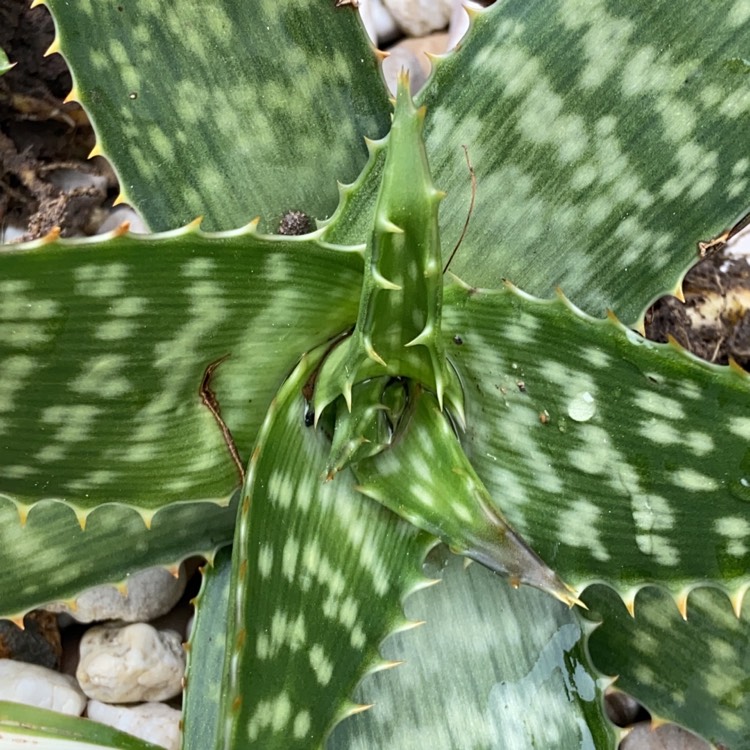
[[381, 32, 449, 95], [46, 565, 187, 623], [0, 610, 62, 669], [605, 689, 645, 727], [77, 623, 185, 703], [87, 700, 181, 750], [359, 0, 399, 43], [382, 0, 453, 36], [621, 723, 711, 750], [0, 658, 86, 715]]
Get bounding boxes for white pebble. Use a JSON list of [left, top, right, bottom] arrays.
[[359, 0, 399, 43], [0, 659, 86, 715], [87, 700, 181, 750], [382, 0, 453, 36], [77, 623, 185, 703], [46, 565, 187, 623]]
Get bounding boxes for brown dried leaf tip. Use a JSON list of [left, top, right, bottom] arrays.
[[278, 210, 313, 236]]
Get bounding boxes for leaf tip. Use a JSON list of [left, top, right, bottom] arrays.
[[622, 590, 637, 618], [63, 86, 80, 105], [139, 508, 157, 530], [671, 281, 686, 304], [730, 584, 748, 618], [15, 502, 29, 528], [44, 36, 61, 58], [75, 510, 88, 531], [674, 590, 689, 621], [87, 142, 105, 160]]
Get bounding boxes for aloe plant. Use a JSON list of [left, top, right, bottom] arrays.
[[1, 0, 749, 748]]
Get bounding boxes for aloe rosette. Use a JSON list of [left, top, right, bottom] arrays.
[[0, 1, 749, 748]]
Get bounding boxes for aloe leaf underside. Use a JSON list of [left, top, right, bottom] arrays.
[[329, 550, 617, 750]]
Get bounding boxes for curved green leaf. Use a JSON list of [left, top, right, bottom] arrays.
[[420, 0, 750, 321], [584, 584, 750, 748], [183, 546, 232, 750], [219, 349, 433, 748], [442, 283, 750, 596], [328, 549, 617, 750], [0, 701, 160, 750], [44, 0, 389, 231], [0, 494, 236, 619], [354, 387, 578, 607], [0, 227, 361, 516]]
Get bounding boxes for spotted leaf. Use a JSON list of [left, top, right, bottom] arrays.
[[218, 348, 434, 748], [42, 0, 389, 231], [329, 548, 617, 750], [353, 386, 579, 607], [584, 584, 750, 749], [0, 225, 361, 517], [422, 0, 750, 322], [443, 282, 750, 599], [0, 494, 235, 621]]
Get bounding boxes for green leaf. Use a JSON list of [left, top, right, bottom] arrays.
[[328, 549, 617, 750], [315, 77, 462, 421], [584, 584, 750, 749], [0, 226, 361, 516], [0, 494, 236, 619], [0, 48, 14, 76], [218, 348, 434, 748], [0, 701, 160, 749], [183, 547, 232, 750], [44, 0, 389, 231], [442, 283, 750, 596], [354, 386, 579, 607], [420, 0, 750, 321]]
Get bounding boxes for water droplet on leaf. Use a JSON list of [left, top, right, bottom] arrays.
[[567, 391, 596, 422]]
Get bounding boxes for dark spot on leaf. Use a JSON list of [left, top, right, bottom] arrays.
[[516, 381, 526, 392], [452, 335, 463, 345], [279, 210, 313, 236]]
